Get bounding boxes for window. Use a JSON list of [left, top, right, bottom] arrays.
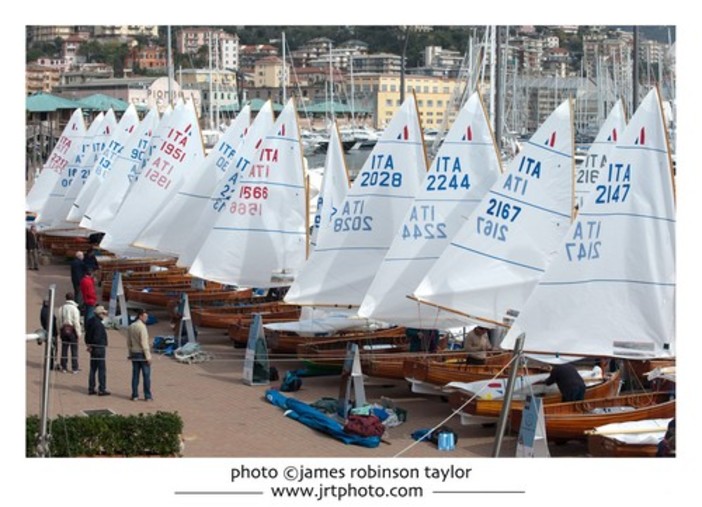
[[427, 100, 433, 107], [418, 100, 424, 107], [390, 84, 396, 92], [385, 99, 393, 106], [437, 100, 443, 107], [432, 86, 438, 93]]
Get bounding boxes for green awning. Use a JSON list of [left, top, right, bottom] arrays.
[[242, 98, 284, 112], [78, 93, 131, 112], [26, 92, 81, 113]]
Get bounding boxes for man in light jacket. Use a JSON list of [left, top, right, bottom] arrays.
[[127, 308, 152, 401], [56, 292, 82, 373]]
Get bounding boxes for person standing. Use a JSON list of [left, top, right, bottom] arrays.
[[70, 251, 86, 306], [80, 267, 98, 320], [127, 309, 152, 401], [56, 292, 82, 374], [26, 225, 40, 270], [85, 305, 110, 396], [40, 299, 58, 370]]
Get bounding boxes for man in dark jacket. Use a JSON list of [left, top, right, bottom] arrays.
[[538, 363, 586, 402], [85, 305, 110, 396]]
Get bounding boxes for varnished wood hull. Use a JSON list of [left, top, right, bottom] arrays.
[[194, 302, 297, 329], [449, 369, 623, 419], [403, 356, 546, 386], [365, 351, 511, 380], [125, 287, 252, 308], [296, 327, 409, 367], [509, 391, 675, 441], [587, 434, 659, 457], [257, 327, 407, 356]]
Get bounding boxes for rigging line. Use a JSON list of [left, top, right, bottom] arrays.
[[392, 354, 520, 458]]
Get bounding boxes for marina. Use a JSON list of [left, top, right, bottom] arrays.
[[18, 19, 691, 507]]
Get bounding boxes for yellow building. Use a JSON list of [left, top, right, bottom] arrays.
[[351, 73, 464, 130]]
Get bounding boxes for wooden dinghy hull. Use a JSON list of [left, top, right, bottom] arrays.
[[509, 391, 675, 442], [403, 356, 544, 388], [448, 369, 623, 421], [365, 350, 511, 380], [295, 327, 409, 368]]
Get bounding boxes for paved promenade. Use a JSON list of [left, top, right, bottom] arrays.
[[25, 260, 532, 459]]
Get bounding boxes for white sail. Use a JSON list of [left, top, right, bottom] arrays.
[[309, 122, 350, 250], [81, 107, 159, 232], [68, 105, 140, 223], [132, 105, 251, 256], [413, 99, 575, 327], [26, 109, 86, 214], [285, 94, 427, 306], [189, 98, 307, 287], [176, 102, 275, 268], [358, 93, 502, 328], [502, 88, 675, 359], [576, 100, 627, 210], [34, 112, 106, 228], [56, 111, 118, 227], [100, 101, 205, 257]]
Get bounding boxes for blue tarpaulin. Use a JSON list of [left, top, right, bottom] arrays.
[[265, 389, 381, 448]]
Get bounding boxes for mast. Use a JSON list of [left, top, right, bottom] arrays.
[[208, 31, 214, 129], [633, 26, 640, 110], [282, 31, 287, 104], [329, 42, 334, 124], [167, 25, 174, 107], [350, 56, 356, 126], [495, 25, 503, 152]]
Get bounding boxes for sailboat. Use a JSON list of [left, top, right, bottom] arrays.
[[575, 99, 627, 210], [176, 101, 274, 268], [100, 100, 205, 258], [358, 91, 502, 330], [68, 105, 140, 223], [284, 92, 427, 307], [412, 98, 575, 330], [80, 107, 160, 232], [499, 87, 675, 442], [398, 99, 575, 393], [26, 108, 86, 215], [51, 110, 119, 231], [309, 121, 351, 251], [434, 102, 625, 404], [189, 97, 308, 288], [132, 105, 252, 257], [32, 112, 105, 230]]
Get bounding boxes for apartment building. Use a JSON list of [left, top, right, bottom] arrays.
[[26, 64, 61, 94], [352, 73, 461, 129], [176, 28, 240, 70]]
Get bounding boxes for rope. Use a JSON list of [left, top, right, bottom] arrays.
[[392, 354, 520, 457]]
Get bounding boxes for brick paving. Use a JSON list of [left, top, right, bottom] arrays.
[[25, 259, 587, 459]]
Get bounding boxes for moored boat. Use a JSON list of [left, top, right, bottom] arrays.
[[446, 368, 622, 423], [509, 391, 675, 442]]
